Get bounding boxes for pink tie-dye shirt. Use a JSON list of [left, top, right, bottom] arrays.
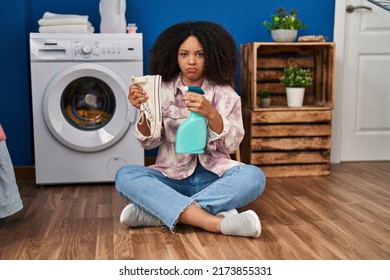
[[134, 76, 244, 180]]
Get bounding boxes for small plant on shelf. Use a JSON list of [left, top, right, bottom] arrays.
[[258, 90, 271, 107], [280, 66, 313, 107], [259, 90, 269, 98], [280, 66, 313, 88], [263, 7, 306, 31]]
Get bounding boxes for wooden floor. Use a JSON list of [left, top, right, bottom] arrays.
[[1, 161, 389, 260]]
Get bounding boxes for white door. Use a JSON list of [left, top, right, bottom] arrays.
[[338, 0, 390, 161]]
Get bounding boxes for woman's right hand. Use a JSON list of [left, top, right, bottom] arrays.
[[128, 84, 148, 109], [129, 84, 151, 136]]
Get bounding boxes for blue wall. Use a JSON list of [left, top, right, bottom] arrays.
[[0, 0, 335, 166]]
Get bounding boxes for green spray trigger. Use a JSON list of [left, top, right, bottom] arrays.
[[175, 86, 207, 154]]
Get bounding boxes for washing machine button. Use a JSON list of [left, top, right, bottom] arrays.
[[82, 43, 93, 54]]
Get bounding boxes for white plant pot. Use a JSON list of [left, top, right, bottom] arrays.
[[286, 87, 305, 107], [271, 29, 298, 42]]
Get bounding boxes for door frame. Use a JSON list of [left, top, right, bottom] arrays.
[[331, 0, 349, 163]]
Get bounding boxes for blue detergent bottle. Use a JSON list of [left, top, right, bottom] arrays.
[[175, 86, 207, 154]]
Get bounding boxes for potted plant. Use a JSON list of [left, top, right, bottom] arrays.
[[258, 91, 271, 107], [263, 7, 306, 42], [280, 65, 313, 107]]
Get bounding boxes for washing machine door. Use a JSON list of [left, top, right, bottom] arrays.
[[43, 63, 135, 152]]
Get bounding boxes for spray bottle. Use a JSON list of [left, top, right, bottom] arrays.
[[99, 0, 127, 33], [175, 86, 207, 154]]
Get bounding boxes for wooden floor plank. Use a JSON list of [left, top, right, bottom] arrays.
[[0, 161, 389, 260]]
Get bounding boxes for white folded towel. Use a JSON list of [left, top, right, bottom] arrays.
[[38, 11, 90, 26], [39, 24, 95, 33]]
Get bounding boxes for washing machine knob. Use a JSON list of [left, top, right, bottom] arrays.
[[81, 44, 93, 54]]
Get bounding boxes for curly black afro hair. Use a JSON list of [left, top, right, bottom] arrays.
[[148, 21, 238, 87]]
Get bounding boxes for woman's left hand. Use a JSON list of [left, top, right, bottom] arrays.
[[182, 92, 223, 134], [182, 92, 214, 118]]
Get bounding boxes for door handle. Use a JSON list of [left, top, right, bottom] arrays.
[[346, 4, 373, 13]]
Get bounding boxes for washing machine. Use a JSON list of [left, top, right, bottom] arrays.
[[29, 33, 144, 185]]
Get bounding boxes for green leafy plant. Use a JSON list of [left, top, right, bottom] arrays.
[[280, 66, 313, 88], [263, 7, 306, 31], [258, 91, 271, 107], [259, 91, 270, 98]]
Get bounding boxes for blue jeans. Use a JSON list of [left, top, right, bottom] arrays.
[[115, 163, 266, 230]]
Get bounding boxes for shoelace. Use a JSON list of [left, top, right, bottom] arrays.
[[138, 102, 153, 131], [143, 103, 153, 121]]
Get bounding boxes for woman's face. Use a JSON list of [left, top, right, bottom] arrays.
[[177, 35, 205, 84]]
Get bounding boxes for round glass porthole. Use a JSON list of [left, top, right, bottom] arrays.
[[61, 77, 116, 131]]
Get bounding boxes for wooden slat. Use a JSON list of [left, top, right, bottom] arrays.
[[257, 69, 282, 81], [257, 57, 314, 69], [326, 45, 335, 109], [240, 43, 256, 109], [241, 108, 253, 163], [252, 124, 331, 137], [251, 151, 330, 165], [259, 163, 330, 177], [251, 110, 332, 124], [251, 137, 331, 151], [252, 42, 335, 55], [256, 83, 285, 95]]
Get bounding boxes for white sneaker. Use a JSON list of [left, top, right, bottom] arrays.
[[217, 208, 238, 215], [120, 203, 162, 227], [219, 210, 261, 237], [132, 75, 162, 139], [225, 208, 239, 214]]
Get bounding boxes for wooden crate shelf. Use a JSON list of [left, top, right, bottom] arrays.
[[241, 107, 332, 177], [240, 42, 335, 177], [241, 42, 335, 111]]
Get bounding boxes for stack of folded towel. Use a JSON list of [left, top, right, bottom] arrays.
[[38, 12, 95, 33]]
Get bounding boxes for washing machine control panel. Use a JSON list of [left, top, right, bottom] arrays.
[[73, 38, 142, 60]]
